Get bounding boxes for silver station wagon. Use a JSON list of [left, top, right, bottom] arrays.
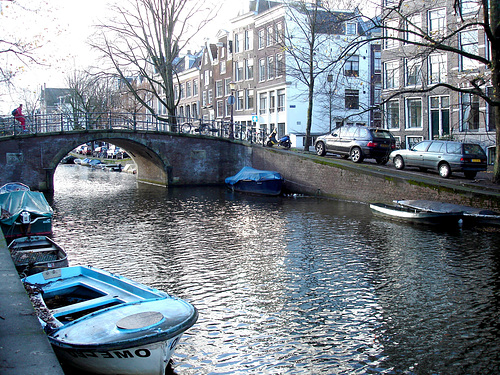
[[389, 140, 487, 179]]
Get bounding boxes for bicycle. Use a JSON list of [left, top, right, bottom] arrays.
[[194, 122, 219, 136]]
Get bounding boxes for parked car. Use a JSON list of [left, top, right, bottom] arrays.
[[314, 125, 396, 164], [389, 140, 487, 179]]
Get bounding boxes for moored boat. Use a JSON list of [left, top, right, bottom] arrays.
[[0, 182, 30, 194], [225, 167, 283, 196], [8, 236, 69, 276], [395, 199, 500, 227], [22, 266, 198, 375], [0, 189, 53, 240], [370, 202, 463, 225]]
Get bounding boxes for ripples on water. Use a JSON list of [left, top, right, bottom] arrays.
[[51, 165, 500, 374]]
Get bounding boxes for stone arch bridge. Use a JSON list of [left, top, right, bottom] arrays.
[[0, 129, 252, 192]]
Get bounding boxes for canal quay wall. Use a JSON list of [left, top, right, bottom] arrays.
[[0, 233, 65, 374], [251, 146, 500, 211]]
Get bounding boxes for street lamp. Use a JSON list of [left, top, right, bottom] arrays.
[[229, 81, 236, 139], [327, 73, 333, 133]]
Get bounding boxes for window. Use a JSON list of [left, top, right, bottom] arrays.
[[374, 51, 381, 72], [344, 55, 359, 77], [407, 136, 424, 149], [267, 26, 273, 46], [276, 54, 284, 77], [245, 59, 254, 80], [193, 79, 198, 96], [386, 100, 399, 129], [259, 92, 267, 114], [269, 91, 275, 113], [224, 79, 231, 96], [460, 30, 480, 70], [406, 14, 421, 43], [487, 87, 496, 131], [430, 96, 450, 138], [234, 33, 240, 53], [275, 23, 283, 44], [459, 0, 480, 16], [235, 61, 243, 81], [259, 58, 266, 81], [374, 85, 381, 105], [220, 61, 226, 75], [384, 61, 399, 89], [406, 59, 422, 86], [215, 81, 223, 98], [277, 89, 285, 111], [202, 91, 207, 107], [428, 54, 447, 84], [244, 30, 251, 50], [258, 29, 265, 49], [180, 84, 185, 99], [461, 93, 479, 131], [406, 98, 422, 128], [428, 8, 446, 36], [246, 89, 254, 109], [346, 22, 357, 35], [237, 91, 243, 111], [384, 19, 399, 49], [345, 89, 359, 110], [207, 89, 213, 105], [192, 103, 198, 118], [174, 85, 179, 100], [204, 70, 210, 86], [216, 100, 224, 117], [267, 56, 274, 79], [186, 82, 192, 97]]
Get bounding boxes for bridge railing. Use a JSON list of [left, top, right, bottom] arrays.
[[0, 112, 266, 144]]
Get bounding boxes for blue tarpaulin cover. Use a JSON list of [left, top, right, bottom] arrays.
[[225, 167, 283, 186], [0, 191, 53, 225]]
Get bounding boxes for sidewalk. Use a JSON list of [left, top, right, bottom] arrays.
[[0, 234, 64, 375]]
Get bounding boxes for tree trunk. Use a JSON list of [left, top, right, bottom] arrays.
[[491, 0, 500, 183]]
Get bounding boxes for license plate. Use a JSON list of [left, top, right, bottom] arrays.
[[472, 159, 481, 162], [380, 144, 389, 148]]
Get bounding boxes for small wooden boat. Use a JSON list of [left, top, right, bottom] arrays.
[[0, 189, 53, 240], [225, 167, 283, 196], [370, 203, 463, 225], [8, 236, 69, 276], [23, 266, 198, 375], [395, 200, 500, 227]]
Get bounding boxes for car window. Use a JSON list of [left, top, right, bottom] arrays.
[[332, 128, 342, 137], [446, 143, 462, 154], [463, 144, 486, 156], [358, 128, 368, 138], [428, 142, 444, 153], [370, 129, 393, 139], [412, 141, 431, 152], [344, 127, 358, 139]]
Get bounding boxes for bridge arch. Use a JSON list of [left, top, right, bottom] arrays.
[[0, 130, 251, 192]]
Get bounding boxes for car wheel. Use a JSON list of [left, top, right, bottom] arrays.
[[439, 163, 451, 178], [350, 147, 363, 163], [376, 157, 389, 165], [315, 142, 326, 156], [464, 171, 477, 179], [394, 155, 405, 170]]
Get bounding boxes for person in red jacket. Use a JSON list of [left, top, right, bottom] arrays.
[[13, 104, 26, 131]]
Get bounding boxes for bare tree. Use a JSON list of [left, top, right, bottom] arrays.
[[91, 0, 218, 126], [339, 0, 500, 182]]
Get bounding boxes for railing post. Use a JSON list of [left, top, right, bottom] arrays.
[[60, 113, 64, 132], [133, 113, 137, 132]]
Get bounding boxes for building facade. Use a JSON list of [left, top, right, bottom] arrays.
[[380, 0, 496, 160]]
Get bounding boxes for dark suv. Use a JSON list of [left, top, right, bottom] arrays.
[[314, 125, 396, 164], [389, 140, 487, 179]]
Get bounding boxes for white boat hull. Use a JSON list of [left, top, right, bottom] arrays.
[[53, 337, 182, 375]]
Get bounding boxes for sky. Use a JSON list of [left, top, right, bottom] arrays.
[[0, 0, 238, 113]]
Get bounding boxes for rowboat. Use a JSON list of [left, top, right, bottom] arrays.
[[0, 189, 53, 240], [225, 167, 283, 196], [8, 235, 69, 277], [370, 202, 463, 225], [395, 200, 500, 227], [22, 266, 198, 375]]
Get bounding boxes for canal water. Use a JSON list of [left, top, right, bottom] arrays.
[[51, 164, 500, 374]]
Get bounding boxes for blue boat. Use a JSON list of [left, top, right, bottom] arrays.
[[0, 188, 53, 240], [225, 167, 283, 196], [23, 266, 198, 375]]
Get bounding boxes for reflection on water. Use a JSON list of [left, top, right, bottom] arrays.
[[52, 165, 500, 374]]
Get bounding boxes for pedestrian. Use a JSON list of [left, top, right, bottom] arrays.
[[12, 104, 26, 131]]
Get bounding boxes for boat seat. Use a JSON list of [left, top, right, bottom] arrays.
[[52, 295, 124, 317], [14, 247, 56, 253]]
